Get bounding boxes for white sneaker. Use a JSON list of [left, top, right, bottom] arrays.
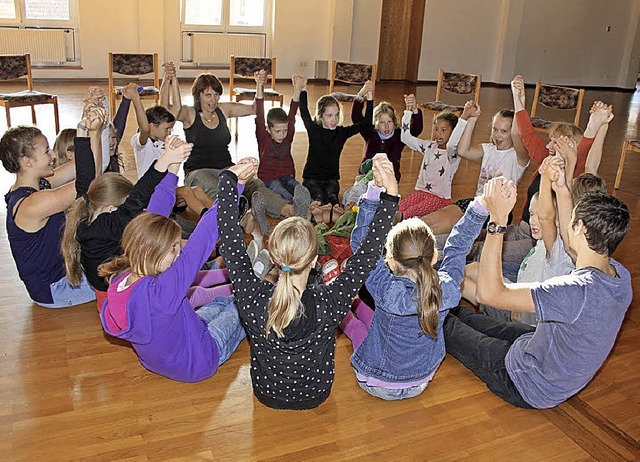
[[246, 240, 260, 264], [253, 249, 272, 278]]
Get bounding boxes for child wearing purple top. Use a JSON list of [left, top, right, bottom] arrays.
[[444, 172, 632, 409], [97, 145, 250, 383]]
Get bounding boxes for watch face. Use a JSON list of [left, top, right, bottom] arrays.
[[488, 222, 506, 234], [488, 222, 496, 233]]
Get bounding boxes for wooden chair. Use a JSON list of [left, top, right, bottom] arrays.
[[0, 54, 59, 132], [108, 52, 159, 114], [530, 81, 585, 132], [420, 69, 481, 138], [614, 139, 640, 190], [229, 55, 283, 139], [328, 60, 377, 102]]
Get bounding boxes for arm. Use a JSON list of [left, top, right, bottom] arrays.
[[145, 172, 178, 217], [537, 157, 560, 257], [342, 95, 373, 138], [160, 62, 182, 118], [220, 101, 256, 119], [550, 139, 577, 258], [515, 110, 548, 165], [510, 114, 528, 166], [351, 96, 365, 124], [285, 100, 299, 143], [578, 101, 611, 176], [112, 98, 131, 147], [73, 137, 96, 198], [400, 110, 430, 153], [475, 178, 536, 312], [299, 90, 315, 131], [585, 122, 608, 175], [455, 101, 483, 161], [409, 108, 423, 137], [123, 83, 150, 146]]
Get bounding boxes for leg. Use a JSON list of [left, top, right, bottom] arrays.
[[422, 204, 464, 235], [443, 309, 533, 408], [339, 311, 369, 350], [326, 179, 340, 206], [454, 306, 534, 342], [187, 284, 233, 308], [265, 177, 294, 202], [352, 299, 374, 328], [38, 274, 97, 309], [249, 191, 270, 236], [246, 178, 287, 218], [197, 296, 246, 366], [191, 268, 230, 287], [292, 184, 311, 218], [184, 168, 224, 200]]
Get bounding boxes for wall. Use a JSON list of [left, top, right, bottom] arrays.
[[350, 0, 382, 64]]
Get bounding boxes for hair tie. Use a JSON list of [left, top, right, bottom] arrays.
[[82, 193, 90, 204], [281, 265, 292, 273]]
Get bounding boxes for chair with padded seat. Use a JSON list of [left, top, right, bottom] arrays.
[[529, 81, 585, 132], [0, 53, 59, 132], [328, 60, 377, 102], [614, 139, 640, 190], [108, 52, 159, 115]]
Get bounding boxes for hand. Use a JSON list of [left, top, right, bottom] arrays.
[[254, 69, 267, 85], [461, 100, 481, 119], [539, 155, 561, 182], [481, 177, 516, 223], [84, 107, 107, 131], [82, 86, 105, 117], [228, 157, 258, 185], [372, 154, 398, 196], [554, 135, 577, 164], [121, 82, 140, 101], [404, 94, 417, 113], [510, 75, 525, 108], [163, 62, 176, 79], [588, 100, 614, 126], [160, 136, 193, 166], [548, 158, 568, 191]]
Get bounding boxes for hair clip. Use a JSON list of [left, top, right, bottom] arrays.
[[281, 265, 292, 272]]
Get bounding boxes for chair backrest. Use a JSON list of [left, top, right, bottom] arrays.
[[108, 52, 159, 88], [329, 60, 377, 94], [435, 69, 481, 104], [230, 55, 276, 90], [531, 81, 585, 126], [0, 54, 33, 89]]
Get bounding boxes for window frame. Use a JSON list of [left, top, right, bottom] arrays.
[[0, 0, 78, 27], [181, 0, 271, 35]]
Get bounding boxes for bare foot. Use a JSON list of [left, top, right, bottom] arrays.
[[321, 203, 333, 224], [332, 203, 345, 222], [310, 201, 324, 223]]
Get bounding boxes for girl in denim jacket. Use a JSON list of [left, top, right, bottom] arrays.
[[341, 159, 488, 400]]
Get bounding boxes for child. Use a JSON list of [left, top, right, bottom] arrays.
[[420, 102, 529, 235], [351, 91, 423, 182], [217, 156, 398, 410], [96, 161, 252, 383], [398, 94, 469, 219], [444, 177, 631, 409], [339, 158, 489, 400], [300, 81, 374, 207], [0, 104, 104, 307], [61, 136, 192, 308], [53, 128, 75, 168], [123, 83, 176, 178]]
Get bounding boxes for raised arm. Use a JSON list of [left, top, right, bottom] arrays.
[[511, 76, 548, 165], [475, 178, 536, 312], [550, 137, 577, 258], [122, 83, 150, 146], [254, 69, 267, 133], [160, 62, 182, 118], [455, 101, 483, 161], [399, 94, 431, 152], [342, 80, 374, 137], [299, 89, 314, 130], [537, 156, 560, 257], [583, 101, 613, 175]]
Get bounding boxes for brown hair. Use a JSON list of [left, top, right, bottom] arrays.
[[385, 218, 442, 337], [571, 173, 607, 203], [373, 102, 398, 129], [549, 122, 583, 142], [99, 213, 182, 281], [0, 125, 43, 173], [266, 217, 318, 338], [53, 128, 76, 168], [62, 173, 134, 286], [433, 111, 458, 130], [191, 73, 224, 112], [314, 94, 342, 125], [267, 107, 288, 127]]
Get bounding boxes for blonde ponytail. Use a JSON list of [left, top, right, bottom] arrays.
[[61, 197, 91, 286]]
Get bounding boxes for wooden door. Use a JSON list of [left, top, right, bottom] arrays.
[[377, 0, 425, 81]]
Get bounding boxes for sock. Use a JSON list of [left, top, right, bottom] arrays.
[[187, 283, 233, 308], [191, 269, 230, 288]]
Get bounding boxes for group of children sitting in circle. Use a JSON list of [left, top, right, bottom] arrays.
[[0, 64, 631, 411]]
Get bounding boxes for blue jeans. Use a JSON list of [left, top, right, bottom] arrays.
[[196, 296, 246, 366], [265, 176, 300, 203], [38, 274, 96, 309], [357, 378, 428, 401]]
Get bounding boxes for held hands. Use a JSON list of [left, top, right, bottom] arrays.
[[510, 75, 525, 109], [361, 80, 374, 100], [404, 94, 417, 113], [461, 100, 481, 120], [83, 107, 107, 132], [539, 155, 563, 183], [228, 157, 258, 185], [554, 135, 577, 164], [163, 62, 177, 80], [254, 69, 268, 86], [480, 176, 517, 223], [157, 135, 193, 169], [121, 82, 141, 101], [82, 86, 106, 117], [588, 100, 614, 126], [291, 74, 307, 92], [372, 153, 398, 196]]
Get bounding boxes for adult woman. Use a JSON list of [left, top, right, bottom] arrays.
[[0, 105, 104, 307]]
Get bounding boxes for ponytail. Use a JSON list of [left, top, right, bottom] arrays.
[[415, 261, 442, 337], [61, 197, 91, 286]]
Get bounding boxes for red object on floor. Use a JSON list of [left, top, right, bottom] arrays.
[[95, 289, 107, 313]]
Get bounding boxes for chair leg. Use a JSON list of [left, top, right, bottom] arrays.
[[614, 141, 629, 190], [5, 106, 11, 128], [30, 105, 37, 124], [53, 99, 60, 133]]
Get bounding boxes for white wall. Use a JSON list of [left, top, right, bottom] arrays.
[[350, 0, 382, 64]]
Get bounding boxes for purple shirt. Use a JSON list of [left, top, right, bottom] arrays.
[[506, 259, 632, 408]]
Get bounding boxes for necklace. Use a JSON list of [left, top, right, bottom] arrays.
[[202, 111, 217, 123]]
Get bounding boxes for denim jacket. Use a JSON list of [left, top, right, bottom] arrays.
[[350, 189, 488, 383]]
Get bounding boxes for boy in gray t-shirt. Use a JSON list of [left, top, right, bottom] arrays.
[[444, 166, 631, 409]]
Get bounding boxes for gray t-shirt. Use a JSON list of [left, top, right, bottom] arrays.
[[505, 259, 632, 409], [513, 236, 575, 325]]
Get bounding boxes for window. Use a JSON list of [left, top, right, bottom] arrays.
[[0, 0, 74, 23], [182, 0, 268, 31]]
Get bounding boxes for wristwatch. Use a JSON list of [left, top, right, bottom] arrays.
[[487, 221, 507, 235]]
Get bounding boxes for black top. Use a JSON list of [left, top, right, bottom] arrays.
[[300, 91, 373, 181], [77, 164, 166, 291], [217, 169, 398, 410], [184, 108, 233, 174]]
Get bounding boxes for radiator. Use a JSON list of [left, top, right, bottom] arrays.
[[0, 28, 71, 64], [185, 32, 266, 65]]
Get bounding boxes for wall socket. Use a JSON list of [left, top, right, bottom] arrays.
[[299, 61, 308, 67], [606, 26, 612, 32]]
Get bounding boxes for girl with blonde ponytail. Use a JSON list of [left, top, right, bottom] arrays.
[[340, 153, 487, 401], [217, 156, 398, 410]]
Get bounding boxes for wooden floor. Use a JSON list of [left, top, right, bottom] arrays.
[[0, 79, 639, 461]]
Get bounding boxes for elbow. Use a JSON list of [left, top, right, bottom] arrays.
[[475, 284, 499, 306]]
